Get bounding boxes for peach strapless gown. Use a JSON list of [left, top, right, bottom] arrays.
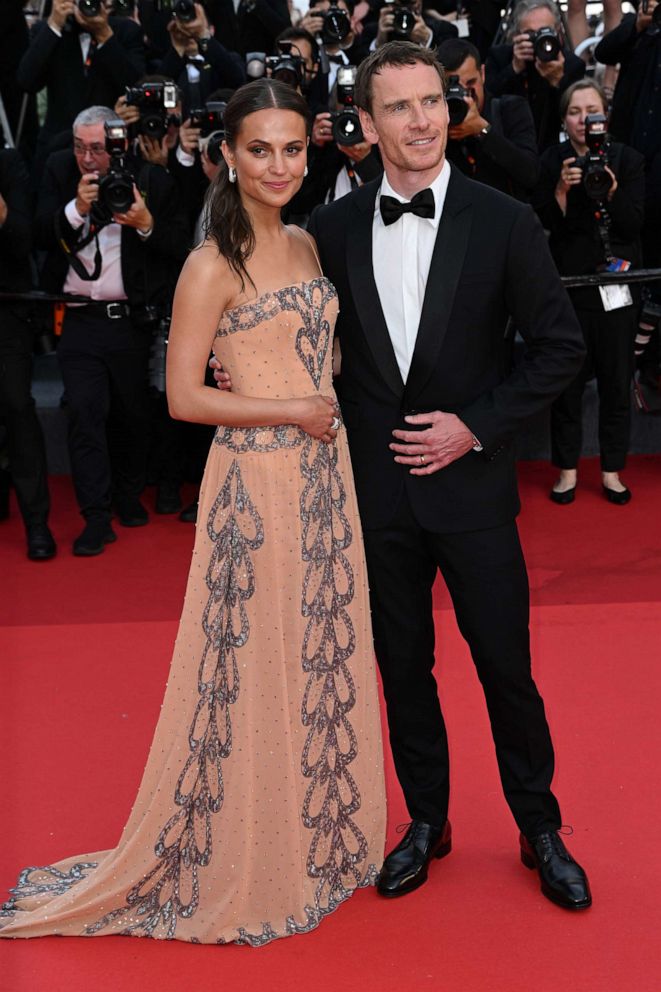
[[0, 277, 386, 945]]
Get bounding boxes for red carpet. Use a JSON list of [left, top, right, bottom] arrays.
[[2, 457, 661, 992]]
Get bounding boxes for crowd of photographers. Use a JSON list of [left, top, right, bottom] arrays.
[[0, 0, 660, 558]]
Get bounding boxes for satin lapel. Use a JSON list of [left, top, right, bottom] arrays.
[[346, 181, 404, 400], [403, 169, 473, 406]]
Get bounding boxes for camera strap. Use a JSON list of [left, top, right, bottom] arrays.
[[593, 201, 615, 266], [55, 210, 105, 282]]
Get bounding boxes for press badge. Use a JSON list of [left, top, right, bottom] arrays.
[[456, 17, 470, 37], [598, 258, 633, 311]]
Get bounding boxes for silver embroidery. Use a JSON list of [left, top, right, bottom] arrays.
[[213, 424, 306, 453], [85, 460, 264, 940], [0, 864, 98, 924]]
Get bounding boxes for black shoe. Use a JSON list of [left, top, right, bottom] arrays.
[[377, 820, 452, 898], [114, 497, 149, 527], [179, 500, 198, 524], [602, 484, 631, 505], [549, 486, 576, 505], [26, 523, 57, 560], [155, 483, 182, 515], [520, 831, 592, 910], [73, 521, 117, 557]]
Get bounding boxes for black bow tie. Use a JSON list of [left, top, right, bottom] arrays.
[[379, 188, 435, 226], [327, 53, 346, 65]]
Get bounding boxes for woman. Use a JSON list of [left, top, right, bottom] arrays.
[[0, 80, 386, 945], [533, 79, 646, 505]]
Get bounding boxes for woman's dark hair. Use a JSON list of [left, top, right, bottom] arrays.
[[203, 79, 310, 290]]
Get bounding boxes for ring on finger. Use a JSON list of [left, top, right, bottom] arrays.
[[419, 454, 425, 465], [331, 415, 340, 431]]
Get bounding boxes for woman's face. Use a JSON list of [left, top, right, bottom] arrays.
[[563, 88, 606, 148], [222, 108, 308, 210]]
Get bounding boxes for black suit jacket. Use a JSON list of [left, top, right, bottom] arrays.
[[34, 149, 189, 310], [308, 166, 585, 533], [17, 18, 145, 140], [0, 149, 33, 295]]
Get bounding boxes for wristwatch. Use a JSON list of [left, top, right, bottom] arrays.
[[478, 123, 492, 140]]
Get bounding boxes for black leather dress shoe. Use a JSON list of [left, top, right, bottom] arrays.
[[549, 486, 576, 505], [73, 521, 117, 557], [377, 820, 452, 898], [115, 498, 149, 527], [520, 832, 592, 910], [155, 483, 182, 515], [602, 484, 631, 505], [179, 500, 198, 524], [26, 523, 57, 560]]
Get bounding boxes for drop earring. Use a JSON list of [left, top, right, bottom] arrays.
[[228, 166, 237, 183], [304, 166, 309, 177]]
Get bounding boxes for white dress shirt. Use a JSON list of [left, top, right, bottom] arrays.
[[63, 200, 127, 301], [373, 160, 451, 384]]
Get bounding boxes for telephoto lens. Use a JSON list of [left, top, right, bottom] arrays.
[[529, 27, 561, 62], [320, 5, 352, 44], [78, 0, 102, 15], [445, 75, 470, 126]]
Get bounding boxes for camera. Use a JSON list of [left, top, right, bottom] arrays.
[[642, 0, 661, 26], [95, 120, 135, 218], [246, 44, 306, 90], [154, 0, 196, 23], [125, 82, 179, 140], [78, 0, 102, 15], [526, 27, 561, 62], [108, 0, 135, 15], [313, 5, 352, 45], [384, 0, 416, 40], [574, 114, 611, 200], [330, 65, 363, 146], [445, 75, 471, 126], [195, 102, 227, 165]]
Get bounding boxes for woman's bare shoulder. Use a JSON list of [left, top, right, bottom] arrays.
[[177, 242, 238, 308]]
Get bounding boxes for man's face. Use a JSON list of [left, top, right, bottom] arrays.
[[450, 56, 485, 113], [359, 62, 448, 180], [519, 8, 557, 34], [73, 123, 110, 176], [288, 39, 316, 77]]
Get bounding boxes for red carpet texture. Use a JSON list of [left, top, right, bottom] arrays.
[[2, 456, 661, 992]]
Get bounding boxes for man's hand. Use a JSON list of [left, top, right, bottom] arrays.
[[312, 111, 334, 148], [535, 50, 565, 87], [448, 96, 488, 141], [48, 0, 75, 33], [210, 354, 232, 389], [74, 0, 113, 44], [337, 139, 372, 162], [512, 32, 535, 73], [179, 118, 202, 155], [167, 16, 198, 56], [138, 134, 169, 169], [409, 13, 433, 46], [390, 411, 475, 474], [0, 193, 7, 227], [75, 172, 100, 216], [177, 2, 211, 40], [300, 8, 326, 37], [113, 184, 153, 232], [376, 6, 395, 46], [114, 94, 141, 126], [637, 0, 657, 31]]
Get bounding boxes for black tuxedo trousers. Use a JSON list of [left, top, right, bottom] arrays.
[[309, 168, 585, 836]]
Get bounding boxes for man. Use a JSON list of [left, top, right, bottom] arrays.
[[35, 105, 188, 555], [17, 0, 145, 181], [0, 146, 55, 560], [437, 37, 540, 201], [307, 42, 592, 909], [485, 0, 584, 151]]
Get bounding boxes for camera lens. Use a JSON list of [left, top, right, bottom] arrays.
[[78, 0, 101, 15], [332, 109, 363, 146], [174, 0, 196, 22]]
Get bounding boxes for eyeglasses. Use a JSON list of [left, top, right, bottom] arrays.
[[73, 141, 107, 156]]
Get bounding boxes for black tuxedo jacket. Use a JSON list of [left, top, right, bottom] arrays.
[[308, 166, 585, 533], [17, 18, 145, 140], [34, 149, 189, 311]]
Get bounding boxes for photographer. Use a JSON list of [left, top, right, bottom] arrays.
[[438, 38, 540, 201], [17, 0, 146, 181], [0, 147, 55, 561], [367, 0, 458, 50], [34, 106, 188, 555], [485, 0, 585, 152], [160, 1, 244, 113], [300, 0, 367, 109], [532, 80, 646, 505], [291, 65, 382, 213], [114, 76, 183, 171]]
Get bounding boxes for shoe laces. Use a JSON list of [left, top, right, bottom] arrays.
[[534, 830, 572, 864]]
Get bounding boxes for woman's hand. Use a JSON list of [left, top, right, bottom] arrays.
[[291, 394, 339, 443], [556, 156, 583, 196]]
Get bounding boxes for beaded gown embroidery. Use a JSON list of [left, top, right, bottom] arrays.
[[0, 276, 387, 945]]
